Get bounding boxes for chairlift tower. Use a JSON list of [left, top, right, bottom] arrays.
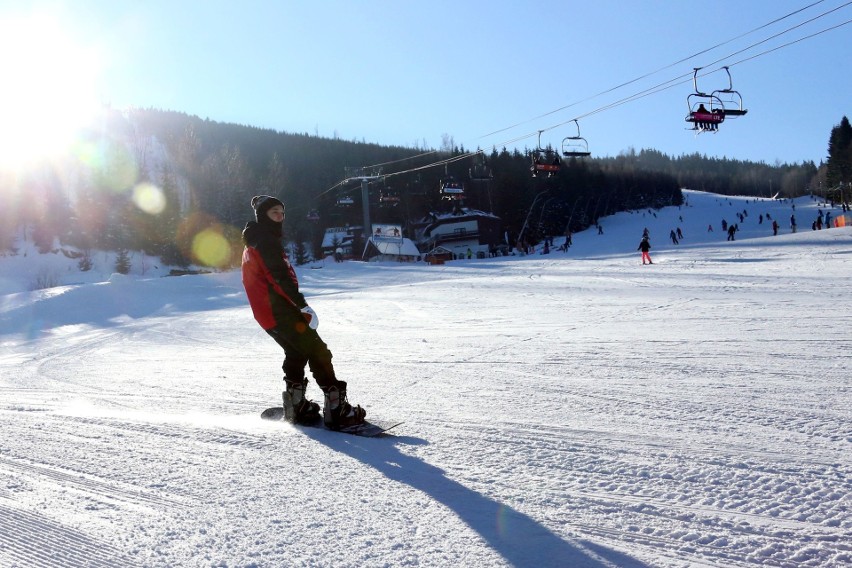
[[344, 166, 383, 259]]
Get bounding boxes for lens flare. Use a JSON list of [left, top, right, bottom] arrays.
[[97, 142, 138, 193], [72, 141, 104, 169], [132, 183, 166, 215], [192, 229, 231, 267]]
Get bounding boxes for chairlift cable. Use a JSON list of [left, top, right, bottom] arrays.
[[368, 10, 850, 185], [724, 16, 852, 68], [363, 149, 441, 170], [478, 0, 845, 141], [694, 1, 851, 73], [532, 2, 852, 137], [316, 2, 851, 197]]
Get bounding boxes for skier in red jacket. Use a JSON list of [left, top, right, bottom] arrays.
[[241, 195, 366, 429]]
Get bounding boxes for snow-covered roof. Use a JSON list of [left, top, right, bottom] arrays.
[[369, 237, 420, 256], [422, 207, 500, 223]]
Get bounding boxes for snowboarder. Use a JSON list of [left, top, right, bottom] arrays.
[[241, 195, 366, 430], [638, 235, 653, 265]]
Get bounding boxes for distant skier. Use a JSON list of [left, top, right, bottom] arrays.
[[241, 195, 366, 430], [670, 229, 679, 245], [727, 224, 737, 241], [790, 214, 797, 233], [638, 235, 653, 265]]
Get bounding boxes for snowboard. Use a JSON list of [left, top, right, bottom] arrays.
[[260, 406, 402, 437]]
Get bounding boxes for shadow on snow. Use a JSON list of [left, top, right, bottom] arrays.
[[308, 431, 649, 568]]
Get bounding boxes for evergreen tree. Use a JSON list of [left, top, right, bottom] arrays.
[[78, 251, 93, 272], [114, 248, 131, 274], [5, 107, 836, 261], [294, 240, 309, 265], [261, 152, 287, 195], [826, 116, 852, 189]]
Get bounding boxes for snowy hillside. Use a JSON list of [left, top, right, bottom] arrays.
[[1, 191, 850, 567]]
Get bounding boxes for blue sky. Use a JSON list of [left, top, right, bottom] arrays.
[[2, 0, 850, 169]]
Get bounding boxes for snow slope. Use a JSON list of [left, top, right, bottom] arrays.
[[1, 191, 850, 567]]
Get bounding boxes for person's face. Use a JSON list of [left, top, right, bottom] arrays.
[[266, 204, 285, 223]]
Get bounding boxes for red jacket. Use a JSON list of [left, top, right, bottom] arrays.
[[241, 222, 306, 330]]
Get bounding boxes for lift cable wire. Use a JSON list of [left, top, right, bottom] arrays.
[[478, 0, 834, 141], [538, 8, 852, 136], [513, 0, 852, 141], [318, 2, 851, 198]]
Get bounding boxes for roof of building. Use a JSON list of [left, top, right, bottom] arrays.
[[369, 237, 420, 257]]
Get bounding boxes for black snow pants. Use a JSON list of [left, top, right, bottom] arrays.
[[266, 323, 338, 390]]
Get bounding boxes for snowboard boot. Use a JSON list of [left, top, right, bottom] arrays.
[[323, 381, 366, 430], [283, 379, 320, 424]]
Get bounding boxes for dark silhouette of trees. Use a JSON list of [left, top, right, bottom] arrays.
[[826, 116, 851, 189], [0, 107, 841, 266]]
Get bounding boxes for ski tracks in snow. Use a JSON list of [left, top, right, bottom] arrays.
[[1, 202, 851, 567]]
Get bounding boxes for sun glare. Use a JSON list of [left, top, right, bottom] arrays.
[[0, 13, 103, 169]]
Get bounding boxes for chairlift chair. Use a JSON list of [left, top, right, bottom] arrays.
[[439, 176, 465, 200], [530, 130, 561, 177], [469, 160, 493, 182], [685, 95, 725, 132], [561, 120, 592, 158], [379, 186, 400, 206], [712, 66, 748, 118], [685, 68, 726, 133]]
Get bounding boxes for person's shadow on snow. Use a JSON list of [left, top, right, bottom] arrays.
[[308, 430, 649, 568]]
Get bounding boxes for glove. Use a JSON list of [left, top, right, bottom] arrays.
[[300, 306, 319, 330]]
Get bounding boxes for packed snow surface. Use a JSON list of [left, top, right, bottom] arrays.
[[1, 191, 850, 567]]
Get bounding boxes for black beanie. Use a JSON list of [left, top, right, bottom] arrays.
[[251, 195, 284, 223]]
